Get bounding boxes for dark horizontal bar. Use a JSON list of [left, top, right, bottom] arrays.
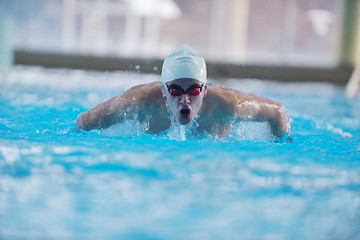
[[14, 50, 353, 83], [14, 50, 164, 74]]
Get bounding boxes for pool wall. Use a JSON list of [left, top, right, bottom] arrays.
[[14, 50, 353, 83]]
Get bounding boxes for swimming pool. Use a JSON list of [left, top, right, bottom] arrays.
[[1, 66, 359, 239]]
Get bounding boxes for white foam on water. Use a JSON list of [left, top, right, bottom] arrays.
[[113, 151, 160, 168], [1, 155, 359, 239], [99, 114, 275, 141], [0, 146, 20, 163], [52, 146, 76, 155], [242, 159, 360, 191], [20, 146, 43, 155], [100, 119, 145, 136]]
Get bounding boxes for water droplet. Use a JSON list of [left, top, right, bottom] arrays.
[[145, 122, 150, 131]]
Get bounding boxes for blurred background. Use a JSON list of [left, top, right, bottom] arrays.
[[0, 0, 359, 82]]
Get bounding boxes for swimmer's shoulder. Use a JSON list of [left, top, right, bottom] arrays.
[[207, 84, 249, 106], [208, 84, 283, 109], [122, 81, 163, 101]]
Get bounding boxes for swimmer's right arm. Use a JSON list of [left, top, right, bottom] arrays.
[[76, 96, 120, 131], [75, 82, 160, 131], [75, 85, 146, 131], [75, 95, 133, 131]]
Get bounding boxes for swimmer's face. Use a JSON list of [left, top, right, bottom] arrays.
[[162, 78, 207, 125]]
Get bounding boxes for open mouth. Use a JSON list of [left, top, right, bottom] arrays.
[[180, 108, 191, 119]]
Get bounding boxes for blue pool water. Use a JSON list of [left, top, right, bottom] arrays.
[[1, 66, 360, 239]]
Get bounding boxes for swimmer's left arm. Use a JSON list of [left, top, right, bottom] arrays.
[[233, 94, 289, 138]]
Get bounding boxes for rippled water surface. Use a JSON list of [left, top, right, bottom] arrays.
[[1, 67, 360, 239]]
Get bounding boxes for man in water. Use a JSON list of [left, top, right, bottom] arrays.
[[76, 45, 289, 138]]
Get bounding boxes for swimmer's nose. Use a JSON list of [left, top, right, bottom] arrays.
[[179, 93, 190, 105]]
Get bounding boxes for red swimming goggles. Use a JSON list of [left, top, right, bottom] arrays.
[[166, 83, 204, 96]]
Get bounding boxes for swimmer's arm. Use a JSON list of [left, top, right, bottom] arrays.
[[234, 95, 289, 138], [75, 86, 145, 131], [75, 95, 133, 131]]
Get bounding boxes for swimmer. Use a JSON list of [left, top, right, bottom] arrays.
[[76, 44, 289, 138]]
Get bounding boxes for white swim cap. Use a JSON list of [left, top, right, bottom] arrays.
[[161, 44, 207, 84]]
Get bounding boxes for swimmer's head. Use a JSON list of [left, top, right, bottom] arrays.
[[161, 44, 207, 84]]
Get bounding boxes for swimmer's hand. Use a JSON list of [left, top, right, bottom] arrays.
[[75, 111, 97, 131], [75, 112, 87, 130], [267, 106, 289, 138]]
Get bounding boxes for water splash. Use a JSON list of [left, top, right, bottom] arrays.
[[97, 113, 278, 142]]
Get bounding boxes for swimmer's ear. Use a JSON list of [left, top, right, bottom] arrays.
[[203, 85, 208, 97]]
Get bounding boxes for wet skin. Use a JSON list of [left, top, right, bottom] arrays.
[[76, 79, 289, 138]]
